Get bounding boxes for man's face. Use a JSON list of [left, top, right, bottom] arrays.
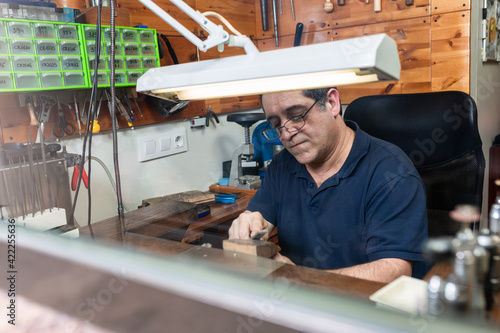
[[262, 90, 340, 166]]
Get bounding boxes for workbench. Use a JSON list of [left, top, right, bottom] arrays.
[[78, 195, 385, 299], [1, 195, 499, 332]]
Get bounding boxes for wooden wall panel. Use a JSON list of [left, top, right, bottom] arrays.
[[195, 0, 256, 39], [255, 0, 332, 40], [256, 30, 332, 50], [431, 0, 470, 15], [430, 10, 470, 91], [331, 0, 430, 28], [252, 0, 470, 104], [334, 17, 431, 103], [118, 0, 198, 36]]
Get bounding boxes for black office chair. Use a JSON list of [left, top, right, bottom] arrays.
[[344, 91, 485, 237]]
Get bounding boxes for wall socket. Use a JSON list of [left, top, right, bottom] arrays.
[[137, 128, 187, 162]]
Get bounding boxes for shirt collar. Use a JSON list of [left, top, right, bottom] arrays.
[[286, 120, 369, 180]]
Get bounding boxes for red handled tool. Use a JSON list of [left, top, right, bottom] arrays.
[[68, 155, 88, 191], [72, 164, 88, 191]]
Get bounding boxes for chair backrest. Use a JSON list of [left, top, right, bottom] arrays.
[[344, 91, 485, 237]]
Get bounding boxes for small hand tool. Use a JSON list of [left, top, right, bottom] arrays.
[[205, 106, 219, 127], [260, 0, 268, 31], [79, 91, 88, 125], [106, 89, 132, 126], [120, 89, 135, 121], [290, 0, 295, 20], [196, 204, 211, 218], [26, 96, 39, 128], [324, 0, 334, 13], [37, 94, 56, 212], [215, 194, 237, 204], [130, 91, 144, 117], [251, 229, 268, 240], [90, 90, 104, 133], [7, 156, 20, 218], [73, 93, 82, 137], [374, 0, 381, 11], [70, 155, 88, 191], [53, 95, 76, 138], [272, 0, 279, 46], [293, 22, 303, 47], [38, 95, 56, 125]]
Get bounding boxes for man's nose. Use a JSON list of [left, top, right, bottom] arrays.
[[280, 127, 294, 140]]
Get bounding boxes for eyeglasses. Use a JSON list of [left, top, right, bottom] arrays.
[[262, 99, 319, 141]]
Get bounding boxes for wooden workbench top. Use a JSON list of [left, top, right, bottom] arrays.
[[77, 195, 385, 301]]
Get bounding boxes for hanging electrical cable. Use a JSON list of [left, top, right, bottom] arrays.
[[109, 0, 126, 238], [68, 0, 103, 232]]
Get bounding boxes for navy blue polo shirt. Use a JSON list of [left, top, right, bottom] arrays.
[[247, 121, 428, 270]]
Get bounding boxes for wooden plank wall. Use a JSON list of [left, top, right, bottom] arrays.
[[0, 0, 470, 143], [253, 0, 470, 103]]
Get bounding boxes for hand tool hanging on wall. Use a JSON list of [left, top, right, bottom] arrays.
[[90, 90, 104, 134], [324, 0, 334, 13], [272, 0, 279, 46], [120, 89, 135, 121], [128, 90, 144, 117], [290, 0, 296, 20], [205, 106, 219, 127], [338, 0, 345, 6], [25, 95, 39, 217], [293, 22, 303, 47], [69, 155, 88, 191], [19, 95, 40, 128], [78, 91, 88, 126], [53, 96, 76, 138], [38, 95, 56, 213], [260, 0, 268, 31], [73, 93, 82, 137], [374, 0, 381, 12]]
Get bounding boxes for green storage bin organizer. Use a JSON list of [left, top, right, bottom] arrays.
[[81, 24, 160, 87], [0, 18, 89, 92], [0, 19, 159, 92]]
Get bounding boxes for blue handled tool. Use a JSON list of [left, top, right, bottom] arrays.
[[215, 194, 237, 204]]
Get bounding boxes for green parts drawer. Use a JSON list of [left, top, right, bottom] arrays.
[[0, 18, 160, 92], [0, 18, 89, 92], [81, 24, 160, 88]]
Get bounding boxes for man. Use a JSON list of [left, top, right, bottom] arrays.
[[228, 88, 428, 283]]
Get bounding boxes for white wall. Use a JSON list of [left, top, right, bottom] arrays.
[[61, 112, 261, 225], [471, 1, 500, 227]]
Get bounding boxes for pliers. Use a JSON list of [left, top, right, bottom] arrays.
[[70, 155, 88, 191], [205, 106, 219, 127], [215, 194, 237, 204]]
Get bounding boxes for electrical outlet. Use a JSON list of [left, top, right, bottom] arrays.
[[138, 128, 187, 162]]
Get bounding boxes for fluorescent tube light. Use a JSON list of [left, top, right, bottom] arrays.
[[136, 34, 400, 101]]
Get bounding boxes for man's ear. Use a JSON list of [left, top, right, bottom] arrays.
[[326, 88, 341, 116]]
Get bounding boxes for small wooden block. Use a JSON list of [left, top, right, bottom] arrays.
[[222, 239, 280, 258]]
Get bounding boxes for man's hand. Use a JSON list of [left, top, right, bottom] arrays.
[[271, 252, 295, 265], [228, 211, 273, 240]]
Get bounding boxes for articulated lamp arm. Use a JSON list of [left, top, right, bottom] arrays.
[[137, 0, 259, 54]]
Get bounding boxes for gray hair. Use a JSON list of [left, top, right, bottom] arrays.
[[260, 87, 341, 115]]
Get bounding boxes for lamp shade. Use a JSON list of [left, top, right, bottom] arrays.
[[136, 33, 400, 101]]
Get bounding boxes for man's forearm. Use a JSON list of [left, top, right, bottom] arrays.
[[326, 258, 412, 284]]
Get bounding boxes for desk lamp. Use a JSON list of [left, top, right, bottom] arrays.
[[135, 0, 401, 101]]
